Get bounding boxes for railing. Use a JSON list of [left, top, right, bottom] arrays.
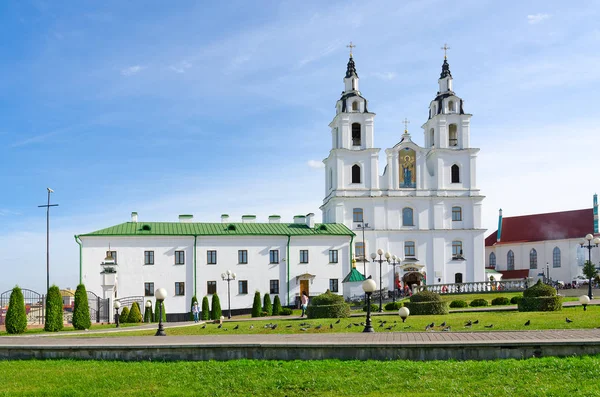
[[419, 279, 530, 295]]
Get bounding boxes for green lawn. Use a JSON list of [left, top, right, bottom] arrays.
[[0, 356, 599, 396]]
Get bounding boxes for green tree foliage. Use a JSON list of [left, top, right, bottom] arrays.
[[189, 295, 198, 321], [252, 291, 262, 318], [119, 306, 130, 323], [144, 300, 153, 323], [211, 294, 222, 320], [154, 301, 166, 322], [5, 286, 27, 334], [272, 295, 283, 316], [583, 260, 598, 280], [44, 285, 64, 332], [263, 293, 272, 316], [307, 290, 351, 319], [201, 296, 210, 320], [72, 284, 91, 330], [519, 280, 562, 312], [129, 302, 143, 323]]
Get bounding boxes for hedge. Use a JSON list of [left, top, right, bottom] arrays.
[[510, 296, 523, 305], [272, 295, 283, 316], [491, 297, 510, 306], [144, 300, 153, 323], [251, 291, 262, 318], [524, 280, 557, 297], [44, 285, 64, 332], [201, 296, 210, 320], [189, 295, 198, 321], [307, 291, 350, 319], [470, 299, 488, 307], [129, 302, 143, 323], [5, 286, 27, 334], [119, 306, 130, 323], [280, 308, 293, 315], [449, 300, 468, 308], [362, 304, 379, 312], [263, 293, 272, 316], [410, 291, 443, 303], [211, 294, 222, 320], [72, 284, 91, 330], [404, 291, 448, 315], [385, 302, 403, 311], [518, 296, 563, 312]]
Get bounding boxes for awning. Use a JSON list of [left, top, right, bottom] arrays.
[[342, 268, 366, 283], [295, 273, 316, 285]]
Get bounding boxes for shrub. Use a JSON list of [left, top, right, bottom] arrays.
[[119, 306, 130, 323], [72, 284, 91, 330], [307, 291, 351, 319], [5, 286, 27, 334], [260, 311, 268, 317], [523, 280, 557, 297], [144, 300, 153, 323], [470, 299, 489, 307], [362, 304, 378, 312], [410, 291, 443, 303], [491, 297, 510, 306], [403, 291, 448, 315], [252, 291, 262, 318], [272, 295, 283, 316], [385, 302, 403, 311], [449, 300, 468, 308], [44, 285, 64, 332], [263, 293, 272, 316], [154, 301, 166, 322], [519, 280, 562, 312], [510, 296, 523, 305], [129, 302, 143, 323], [211, 294, 222, 320], [201, 296, 210, 320], [189, 295, 198, 321], [280, 308, 293, 315]]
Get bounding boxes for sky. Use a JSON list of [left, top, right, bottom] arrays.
[[0, 0, 599, 293]]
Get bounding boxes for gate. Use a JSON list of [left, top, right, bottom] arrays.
[[115, 296, 145, 311], [87, 290, 110, 323], [0, 289, 44, 325]]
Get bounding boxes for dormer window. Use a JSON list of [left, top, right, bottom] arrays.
[[352, 123, 361, 146]]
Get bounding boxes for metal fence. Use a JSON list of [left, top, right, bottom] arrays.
[[0, 289, 44, 325]]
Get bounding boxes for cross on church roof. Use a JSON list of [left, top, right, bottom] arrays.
[[403, 118, 410, 133], [346, 41, 356, 57], [441, 43, 450, 59]]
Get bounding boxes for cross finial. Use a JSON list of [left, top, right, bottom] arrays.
[[441, 43, 450, 59], [403, 118, 410, 133], [346, 41, 356, 57]]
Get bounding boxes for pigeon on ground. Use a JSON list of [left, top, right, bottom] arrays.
[[566, 317, 573, 323], [385, 325, 393, 330], [300, 327, 308, 331], [346, 324, 352, 328], [379, 323, 385, 328], [429, 322, 435, 328], [524, 320, 530, 326], [271, 324, 278, 330], [425, 324, 431, 331], [442, 326, 451, 332], [217, 324, 222, 329], [201, 324, 206, 329], [335, 319, 341, 324], [360, 322, 365, 326], [473, 320, 479, 325], [286, 325, 293, 328], [484, 324, 494, 328], [464, 321, 472, 327], [249, 325, 254, 330], [233, 325, 239, 330], [353, 323, 360, 327], [330, 323, 333, 329], [315, 324, 322, 330], [440, 321, 446, 327]]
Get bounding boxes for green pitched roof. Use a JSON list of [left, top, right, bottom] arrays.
[[80, 222, 354, 237], [342, 268, 366, 283]]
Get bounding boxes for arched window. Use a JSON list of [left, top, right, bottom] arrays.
[[530, 249, 537, 269], [449, 124, 458, 146], [448, 100, 454, 113], [452, 241, 463, 258], [352, 208, 363, 223], [553, 247, 561, 268], [352, 101, 358, 111], [429, 128, 435, 146], [404, 241, 415, 257], [455, 273, 463, 283], [402, 208, 414, 226], [352, 123, 361, 146], [451, 164, 460, 183], [489, 252, 496, 269], [351, 164, 361, 183], [452, 206, 462, 221], [507, 250, 514, 270]]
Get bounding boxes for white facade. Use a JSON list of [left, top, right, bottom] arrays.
[[321, 55, 486, 290]]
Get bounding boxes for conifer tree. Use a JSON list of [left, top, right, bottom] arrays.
[[119, 306, 130, 323], [211, 294, 222, 320], [5, 286, 27, 334], [252, 291, 262, 317], [263, 293, 272, 316], [272, 295, 283, 316], [72, 284, 91, 330], [44, 285, 64, 332], [153, 300, 166, 322], [129, 302, 143, 323], [201, 296, 210, 320], [144, 300, 153, 323]]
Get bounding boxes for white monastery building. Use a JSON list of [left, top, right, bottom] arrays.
[[77, 50, 487, 318]]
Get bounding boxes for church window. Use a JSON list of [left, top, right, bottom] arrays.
[[238, 280, 248, 294], [404, 241, 416, 257], [207, 281, 217, 295], [507, 250, 515, 270], [402, 208, 414, 226], [353, 208, 363, 222], [144, 282, 154, 296], [144, 251, 154, 265], [351, 164, 361, 183], [175, 282, 185, 296], [448, 100, 455, 113], [269, 249, 279, 264], [329, 250, 338, 263], [452, 206, 462, 221], [352, 101, 358, 111], [553, 247, 561, 268], [452, 241, 463, 258], [238, 250, 248, 264], [489, 252, 496, 268], [455, 273, 463, 283], [300, 250, 309, 264], [207, 250, 217, 265], [352, 123, 361, 146], [451, 165, 460, 183], [175, 251, 185, 265], [355, 242, 365, 261], [270, 280, 279, 294], [530, 249, 538, 269], [449, 124, 458, 146], [329, 279, 339, 293], [429, 128, 434, 146]]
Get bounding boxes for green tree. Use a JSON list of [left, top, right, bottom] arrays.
[[272, 295, 283, 316], [154, 300, 166, 322], [583, 260, 598, 281], [143, 300, 153, 323], [44, 285, 64, 332], [189, 295, 198, 321], [129, 302, 143, 323], [211, 294, 222, 320], [5, 286, 27, 334], [119, 306, 130, 323], [251, 291, 262, 318], [201, 296, 210, 320], [263, 293, 272, 316], [72, 284, 91, 330]]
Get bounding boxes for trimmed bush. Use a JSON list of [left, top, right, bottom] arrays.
[[201, 296, 210, 320], [129, 302, 143, 323], [211, 294, 222, 320], [470, 299, 489, 307], [519, 280, 562, 312], [510, 296, 523, 305], [189, 295, 198, 321], [72, 284, 91, 330], [491, 297, 510, 306], [410, 291, 443, 303], [523, 280, 557, 298], [385, 302, 403, 311], [280, 308, 293, 315], [5, 286, 27, 334], [44, 285, 64, 332], [263, 293, 272, 316], [449, 300, 468, 308], [272, 295, 283, 316], [252, 291, 262, 318], [307, 291, 351, 319], [362, 304, 378, 312], [154, 301, 166, 322], [119, 306, 130, 323], [144, 300, 153, 323], [404, 291, 448, 315]]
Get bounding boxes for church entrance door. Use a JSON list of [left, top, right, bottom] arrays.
[[300, 280, 309, 297], [403, 272, 421, 287]]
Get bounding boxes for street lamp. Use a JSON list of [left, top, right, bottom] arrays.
[[221, 270, 236, 319], [155, 287, 167, 336], [580, 234, 600, 299], [579, 295, 591, 311], [389, 255, 400, 303], [370, 249, 390, 312], [145, 300, 152, 323], [38, 188, 58, 293], [361, 277, 377, 333], [398, 306, 410, 323], [546, 262, 550, 285], [113, 300, 121, 328], [355, 222, 372, 277]]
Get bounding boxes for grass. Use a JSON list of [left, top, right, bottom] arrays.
[[1, 356, 600, 396]]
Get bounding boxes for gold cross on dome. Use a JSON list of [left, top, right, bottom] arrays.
[[403, 118, 410, 133], [346, 41, 356, 57], [441, 43, 450, 59]]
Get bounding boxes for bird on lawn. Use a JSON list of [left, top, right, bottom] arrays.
[[379, 323, 385, 328], [249, 325, 254, 330], [271, 324, 278, 330], [353, 323, 360, 327], [524, 320, 531, 326], [330, 323, 333, 329], [201, 324, 206, 329], [429, 322, 435, 328], [286, 325, 293, 328], [442, 326, 451, 332], [464, 321, 472, 327], [385, 325, 393, 330], [440, 321, 447, 327], [335, 319, 341, 324], [233, 325, 239, 330], [484, 324, 494, 328], [566, 317, 573, 323], [315, 325, 322, 330], [473, 320, 479, 325], [300, 327, 308, 331], [346, 324, 352, 328], [217, 324, 222, 329], [425, 324, 431, 331]]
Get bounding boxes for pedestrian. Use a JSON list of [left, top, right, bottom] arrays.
[[300, 291, 309, 317], [192, 301, 200, 323]]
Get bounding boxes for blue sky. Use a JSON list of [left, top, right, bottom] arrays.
[[1, 0, 598, 293]]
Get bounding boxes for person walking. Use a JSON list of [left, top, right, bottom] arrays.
[[300, 292, 309, 317], [192, 301, 200, 323]]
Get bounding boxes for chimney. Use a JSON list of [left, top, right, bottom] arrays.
[[242, 215, 256, 224], [294, 215, 306, 224], [594, 193, 598, 234], [268, 215, 281, 224], [179, 214, 193, 223], [221, 214, 229, 223], [131, 212, 138, 223], [497, 208, 503, 242], [305, 213, 315, 228]]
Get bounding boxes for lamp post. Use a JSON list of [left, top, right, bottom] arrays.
[[398, 306, 410, 323], [579, 295, 591, 311], [221, 270, 236, 319], [355, 222, 372, 277], [38, 188, 58, 293], [145, 300, 152, 323], [580, 234, 600, 300], [155, 287, 167, 336], [546, 263, 550, 285], [361, 277, 376, 333], [113, 300, 121, 328], [370, 249, 390, 313], [389, 255, 399, 303]]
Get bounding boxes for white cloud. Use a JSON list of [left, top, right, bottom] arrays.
[[527, 13, 550, 24], [372, 72, 397, 81], [121, 65, 144, 76], [307, 160, 325, 169], [169, 61, 192, 73]]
